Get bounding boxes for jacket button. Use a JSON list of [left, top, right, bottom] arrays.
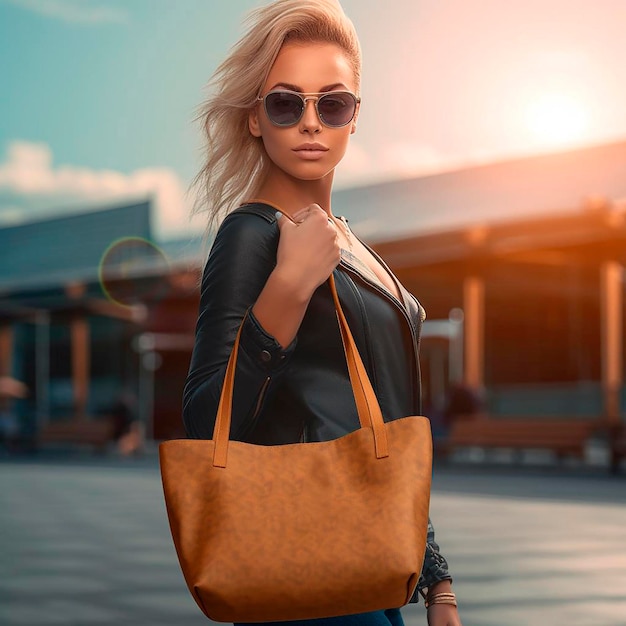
[[260, 350, 272, 363]]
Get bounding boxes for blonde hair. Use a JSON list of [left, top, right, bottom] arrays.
[[190, 0, 361, 234]]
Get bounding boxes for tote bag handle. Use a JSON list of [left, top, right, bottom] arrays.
[[212, 273, 389, 468]]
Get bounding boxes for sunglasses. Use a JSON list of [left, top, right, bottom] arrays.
[[258, 90, 360, 128]]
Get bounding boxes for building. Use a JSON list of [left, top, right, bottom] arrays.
[[0, 200, 198, 442], [333, 138, 626, 424], [1, 139, 625, 446]]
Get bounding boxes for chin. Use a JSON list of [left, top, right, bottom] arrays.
[[289, 163, 338, 182], [297, 173, 330, 181]]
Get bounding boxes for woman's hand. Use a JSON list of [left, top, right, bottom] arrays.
[[274, 204, 341, 301], [427, 604, 463, 626], [251, 205, 340, 347], [425, 581, 463, 626]]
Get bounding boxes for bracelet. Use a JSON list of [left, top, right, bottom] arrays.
[[425, 592, 457, 610]]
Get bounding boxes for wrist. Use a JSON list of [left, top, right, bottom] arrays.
[[427, 580, 452, 595], [252, 266, 312, 349], [272, 263, 315, 304], [424, 581, 457, 611]]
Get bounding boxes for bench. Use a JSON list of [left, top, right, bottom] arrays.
[[443, 416, 598, 461], [38, 417, 116, 453]]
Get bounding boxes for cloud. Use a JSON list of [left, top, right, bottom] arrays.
[[0, 205, 25, 226], [0, 140, 202, 239], [2, 0, 129, 24]]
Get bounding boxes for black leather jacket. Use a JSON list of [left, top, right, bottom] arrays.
[[183, 202, 452, 598]]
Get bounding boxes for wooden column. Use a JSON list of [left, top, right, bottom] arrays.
[[70, 315, 90, 419], [65, 282, 90, 420], [463, 275, 485, 389], [600, 261, 623, 422], [0, 325, 13, 377], [35, 312, 50, 427]]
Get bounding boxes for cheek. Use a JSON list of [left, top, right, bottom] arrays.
[[257, 118, 284, 149], [258, 129, 286, 163], [257, 122, 353, 172], [332, 130, 353, 160]]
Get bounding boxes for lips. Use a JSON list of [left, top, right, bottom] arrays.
[[293, 143, 328, 151], [293, 143, 329, 160]]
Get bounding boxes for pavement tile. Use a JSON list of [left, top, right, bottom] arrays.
[[1, 454, 625, 626], [0, 575, 111, 594]]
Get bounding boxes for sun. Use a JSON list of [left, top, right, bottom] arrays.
[[526, 92, 588, 148]]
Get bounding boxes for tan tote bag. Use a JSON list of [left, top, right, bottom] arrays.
[[159, 274, 433, 623]]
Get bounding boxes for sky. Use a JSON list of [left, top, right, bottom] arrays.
[[1, 0, 626, 240]]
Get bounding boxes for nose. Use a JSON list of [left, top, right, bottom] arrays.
[[299, 97, 322, 134]]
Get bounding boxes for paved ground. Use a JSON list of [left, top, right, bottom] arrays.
[[1, 448, 625, 626]]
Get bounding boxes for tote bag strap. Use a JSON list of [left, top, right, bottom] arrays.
[[212, 273, 389, 468]]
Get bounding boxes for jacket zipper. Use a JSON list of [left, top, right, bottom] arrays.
[[337, 271, 377, 389], [300, 420, 308, 443], [252, 376, 271, 419], [343, 235, 425, 414], [239, 375, 271, 439], [412, 295, 425, 414], [340, 260, 421, 414]]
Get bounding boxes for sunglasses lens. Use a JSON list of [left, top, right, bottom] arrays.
[[318, 93, 356, 127], [264, 92, 304, 126]]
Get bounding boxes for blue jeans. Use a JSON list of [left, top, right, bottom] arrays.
[[236, 608, 406, 626]]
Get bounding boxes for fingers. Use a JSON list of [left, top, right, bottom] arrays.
[[276, 205, 336, 237], [275, 211, 299, 233], [276, 208, 312, 227], [274, 203, 341, 292], [292, 204, 327, 224], [292, 208, 310, 224], [307, 203, 326, 217]]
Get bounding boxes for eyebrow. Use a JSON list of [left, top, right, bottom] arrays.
[[268, 82, 349, 92]]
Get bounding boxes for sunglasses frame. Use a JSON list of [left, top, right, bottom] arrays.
[[257, 89, 361, 128]]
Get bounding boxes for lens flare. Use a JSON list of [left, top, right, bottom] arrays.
[[98, 237, 170, 307]]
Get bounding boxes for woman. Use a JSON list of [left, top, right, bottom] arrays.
[[183, 1, 462, 624]]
